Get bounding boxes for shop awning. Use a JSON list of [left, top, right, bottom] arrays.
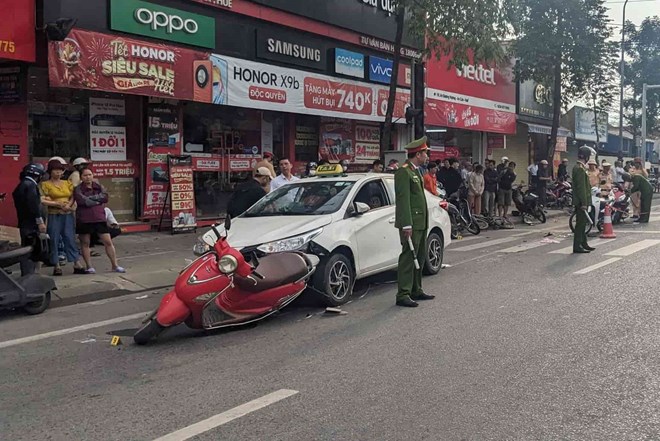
[[525, 123, 573, 138]]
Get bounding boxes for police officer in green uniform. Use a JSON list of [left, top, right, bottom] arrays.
[[573, 146, 597, 254], [624, 173, 653, 223], [394, 137, 436, 307]]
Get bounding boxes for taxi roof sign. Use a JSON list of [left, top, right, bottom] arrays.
[[315, 164, 345, 177]]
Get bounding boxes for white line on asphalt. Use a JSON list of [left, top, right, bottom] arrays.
[[573, 258, 622, 275], [152, 389, 299, 441], [449, 236, 520, 252], [0, 312, 149, 349], [604, 239, 660, 256], [614, 230, 660, 234], [549, 239, 616, 255]]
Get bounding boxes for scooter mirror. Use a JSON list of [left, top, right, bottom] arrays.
[[224, 215, 231, 231]]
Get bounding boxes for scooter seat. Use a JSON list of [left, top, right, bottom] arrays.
[[0, 246, 33, 268], [234, 252, 310, 293]]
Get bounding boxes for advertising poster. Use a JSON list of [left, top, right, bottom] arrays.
[[354, 124, 381, 164], [89, 98, 127, 161], [1, 0, 36, 62], [143, 102, 180, 219], [319, 118, 354, 163], [169, 155, 197, 233]]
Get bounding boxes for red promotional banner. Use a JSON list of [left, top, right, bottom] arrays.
[[425, 50, 516, 134], [48, 29, 208, 100], [169, 155, 197, 233], [429, 147, 461, 162], [0, 0, 35, 62]]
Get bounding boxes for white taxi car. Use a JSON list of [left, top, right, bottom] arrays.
[[200, 165, 451, 306]]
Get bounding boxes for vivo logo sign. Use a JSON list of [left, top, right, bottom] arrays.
[[335, 48, 365, 79], [368, 56, 393, 84], [135, 8, 199, 34]]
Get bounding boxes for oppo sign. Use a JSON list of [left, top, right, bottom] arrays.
[[134, 8, 199, 34]]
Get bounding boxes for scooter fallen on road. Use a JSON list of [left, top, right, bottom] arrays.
[[0, 245, 56, 315], [134, 217, 319, 345]]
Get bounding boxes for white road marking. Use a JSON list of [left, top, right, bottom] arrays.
[[0, 312, 149, 349], [573, 258, 622, 275], [549, 239, 616, 255], [614, 230, 660, 234], [604, 239, 660, 256], [499, 239, 564, 253], [152, 389, 299, 441], [449, 237, 520, 252]]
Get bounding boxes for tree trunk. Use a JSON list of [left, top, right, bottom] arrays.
[[380, 6, 405, 154], [548, 58, 563, 165], [592, 94, 600, 148]]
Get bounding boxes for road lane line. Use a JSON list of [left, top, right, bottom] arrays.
[[549, 238, 616, 255], [0, 312, 149, 349], [152, 389, 299, 441], [605, 239, 660, 256], [573, 258, 622, 275], [449, 237, 519, 252]]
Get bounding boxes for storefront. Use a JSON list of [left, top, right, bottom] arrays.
[[513, 80, 572, 179], [0, 0, 422, 228], [424, 51, 516, 165]]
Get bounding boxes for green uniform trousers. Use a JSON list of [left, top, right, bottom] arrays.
[[573, 208, 589, 251], [639, 189, 652, 223], [396, 229, 426, 300]]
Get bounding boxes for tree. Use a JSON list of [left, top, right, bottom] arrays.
[[623, 17, 660, 150], [380, 0, 510, 154], [508, 0, 614, 161]]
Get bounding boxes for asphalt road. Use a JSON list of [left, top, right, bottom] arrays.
[[2, 207, 660, 440]]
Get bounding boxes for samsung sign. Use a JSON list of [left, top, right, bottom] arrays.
[[368, 56, 393, 84], [256, 29, 326, 70], [334, 48, 364, 79]]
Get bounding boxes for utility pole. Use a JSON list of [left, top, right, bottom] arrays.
[[618, 0, 629, 151], [641, 83, 660, 158]]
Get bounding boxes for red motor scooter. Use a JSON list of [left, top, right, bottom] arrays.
[[133, 218, 319, 345]]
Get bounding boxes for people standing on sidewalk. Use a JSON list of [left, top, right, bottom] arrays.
[[74, 168, 125, 274], [497, 156, 510, 174], [394, 137, 434, 308], [572, 146, 597, 254], [370, 159, 385, 174], [12, 164, 47, 276], [227, 167, 272, 218], [497, 162, 517, 219], [436, 159, 450, 188], [468, 165, 484, 215], [558, 158, 569, 182], [587, 159, 601, 187], [270, 158, 300, 192], [528, 160, 539, 191], [614, 161, 626, 185], [483, 160, 498, 216], [444, 158, 464, 197], [40, 160, 86, 276], [537, 160, 551, 207], [254, 152, 276, 192], [68, 157, 91, 187], [423, 162, 439, 196]]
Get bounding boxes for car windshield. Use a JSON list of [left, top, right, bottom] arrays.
[[243, 180, 355, 217]]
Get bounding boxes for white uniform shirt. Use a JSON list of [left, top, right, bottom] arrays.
[[270, 174, 300, 192]]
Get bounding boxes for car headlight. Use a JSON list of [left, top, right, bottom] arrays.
[[257, 228, 323, 254], [193, 236, 211, 256], [218, 255, 238, 274]]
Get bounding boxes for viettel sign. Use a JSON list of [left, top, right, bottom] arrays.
[[110, 0, 215, 48]]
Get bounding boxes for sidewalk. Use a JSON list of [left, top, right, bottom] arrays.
[[47, 231, 200, 306]]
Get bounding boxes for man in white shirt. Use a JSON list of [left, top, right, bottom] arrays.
[[270, 158, 300, 192]]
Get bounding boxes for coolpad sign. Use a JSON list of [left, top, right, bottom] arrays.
[[368, 56, 393, 84], [335, 48, 364, 79]]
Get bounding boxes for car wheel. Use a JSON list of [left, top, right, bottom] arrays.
[[313, 252, 355, 307], [423, 232, 444, 275]]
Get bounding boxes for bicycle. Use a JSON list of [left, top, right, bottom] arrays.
[[474, 214, 514, 230]]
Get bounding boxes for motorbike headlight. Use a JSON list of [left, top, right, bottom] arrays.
[[218, 255, 239, 274], [257, 228, 323, 254], [193, 236, 212, 256]]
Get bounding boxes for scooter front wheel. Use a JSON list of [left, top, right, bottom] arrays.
[[134, 319, 165, 345], [23, 291, 51, 315]]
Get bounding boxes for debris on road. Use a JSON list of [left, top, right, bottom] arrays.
[[441, 264, 452, 269], [135, 295, 149, 300], [540, 238, 561, 244], [324, 307, 348, 315]]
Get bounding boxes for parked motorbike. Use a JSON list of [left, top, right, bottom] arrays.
[[611, 184, 631, 224], [545, 181, 573, 209], [443, 185, 480, 239], [0, 245, 56, 315], [134, 217, 319, 345], [569, 186, 612, 234], [512, 185, 546, 224]]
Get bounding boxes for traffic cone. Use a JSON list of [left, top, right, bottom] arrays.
[[600, 204, 616, 239]]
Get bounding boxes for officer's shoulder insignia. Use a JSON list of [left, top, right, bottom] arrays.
[[402, 163, 409, 168]]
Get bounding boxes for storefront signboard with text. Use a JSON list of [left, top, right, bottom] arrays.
[[91, 161, 137, 177], [89, 98, 127, 161], [110, 0, 216, 48], [1, 0, 35, 62], [169, 155, 197, 232], [425, 51, 516, 134], [49, 29, 409, 124], [319, 118, 380, 164]]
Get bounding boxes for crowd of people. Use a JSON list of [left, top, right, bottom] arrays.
[[12, 157, 124, 277]]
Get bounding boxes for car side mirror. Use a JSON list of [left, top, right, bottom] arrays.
[[353, 202, 371, 216]]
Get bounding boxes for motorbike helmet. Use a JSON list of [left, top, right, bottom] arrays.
[[577, 145, 597, 162], [22, 163, 46, 182], [306, 161, 318, 177], [72, 157, 90, 167], [339, 159, 349, 173], [48, 156, 67, 165], [621, 172, 632, 183]]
